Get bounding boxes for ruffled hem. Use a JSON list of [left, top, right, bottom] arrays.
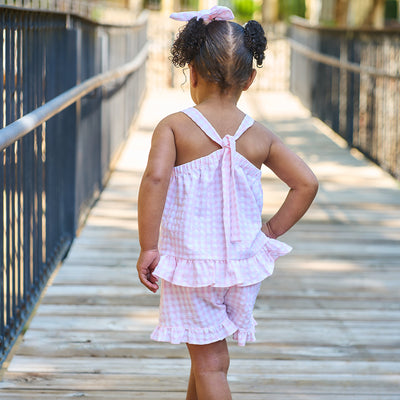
[[151, 318, 257, 346], [233, 329, 256, 346], [154, 237, 292, 288]]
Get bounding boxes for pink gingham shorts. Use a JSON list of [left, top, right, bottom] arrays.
[[151, 280, 262, 346]]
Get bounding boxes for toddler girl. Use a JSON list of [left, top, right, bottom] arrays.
[[137, 6, 318, 400]]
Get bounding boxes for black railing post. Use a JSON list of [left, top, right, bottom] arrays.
[[0, 31, 3, 351], [65, 24, 80, 238], [0, 152, 4, 356]]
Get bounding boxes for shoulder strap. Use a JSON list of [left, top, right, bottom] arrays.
[[233, 115, 254, 140], [182, 107, 223, 146], [182, 107, 254, 144]]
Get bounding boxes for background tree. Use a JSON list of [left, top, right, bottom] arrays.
[[305, 0, 393, 27], [362, 0, 386, 27], [278, 0, 306, 21], [335, 0, 350, 26], [260, 0, 398, 26], [262, 0, 279, 23]]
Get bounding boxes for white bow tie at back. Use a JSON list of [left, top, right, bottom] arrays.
[[170, 5, 235, 23]]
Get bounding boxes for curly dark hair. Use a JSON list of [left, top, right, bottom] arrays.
[[170, 18, 267, 92]]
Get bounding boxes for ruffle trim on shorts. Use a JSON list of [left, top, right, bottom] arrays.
[[154, 238, 292, 288], [151, 318, 257, 347]]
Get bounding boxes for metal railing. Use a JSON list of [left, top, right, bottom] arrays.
[[0, 6, 148, 365], [289, 17, 400, 179]]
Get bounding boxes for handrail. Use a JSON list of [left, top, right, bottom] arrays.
[[290, 15, 400, 34], [0, 43, 148, 151], [289, 38, 400, 80]]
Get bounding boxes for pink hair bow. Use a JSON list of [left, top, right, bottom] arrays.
[[170, 5, 234, 24]]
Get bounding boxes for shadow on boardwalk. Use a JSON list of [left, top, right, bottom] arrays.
[[1, 88, 400, 399]]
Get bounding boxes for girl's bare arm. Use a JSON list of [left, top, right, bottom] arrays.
[[263, 133, 318, 238], [137, 118, 176, 292]]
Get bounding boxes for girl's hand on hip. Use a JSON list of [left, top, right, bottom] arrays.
[[136, 249, 160, 293], [261, 221, 278, 239]]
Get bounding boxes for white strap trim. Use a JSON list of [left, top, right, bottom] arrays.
[[182, 107, 223, 146], [233, 115, 254, 140], [182, 107, 254, 146]]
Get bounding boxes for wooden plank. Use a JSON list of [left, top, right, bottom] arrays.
[[38, 286, 399, 309], [6, 357, 400, 375], [32, 304, 400, 321], [50, 267, 400, 292], [25, 313, 400, 337], [1, 392, 399, 400], [15, 337, 400, 362], [1, 372, 399, 394], [39, 285, 400, 303]]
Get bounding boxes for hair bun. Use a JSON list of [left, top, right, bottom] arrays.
[[171, 18, 207, 68], [244, 20, 267, 67]]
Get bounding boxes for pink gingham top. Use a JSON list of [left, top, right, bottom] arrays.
[[153, 107, 292, 287]]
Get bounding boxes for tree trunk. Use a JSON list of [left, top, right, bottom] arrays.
[[362, 0, 386, 27], [335, 0, 350, 27], [262, 0, 279, 24]]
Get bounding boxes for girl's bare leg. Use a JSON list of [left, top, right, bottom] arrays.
[[186, 367, 198, 400], [186, 339, 232, 400]]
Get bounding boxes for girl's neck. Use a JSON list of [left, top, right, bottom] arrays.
[[197, 92, 240, 108], [191, 74, 242, 109]]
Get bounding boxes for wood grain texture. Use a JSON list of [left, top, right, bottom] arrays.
[[1, 88, 399, 399]]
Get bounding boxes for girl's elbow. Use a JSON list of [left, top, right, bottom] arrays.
[[310, 173, 319, 189], [146, 174, 163, 186], [307, 175, 319, 196], [143, 169, 168, 186], [297, 175, 318, 197]]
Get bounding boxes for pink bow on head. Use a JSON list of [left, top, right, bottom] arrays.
[[170, 5, 234, 24]]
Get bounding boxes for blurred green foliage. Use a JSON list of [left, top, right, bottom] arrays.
[[233, 0, 257, 22], [385, 0, 398, 19], [180, 0, 199, 11], [279, 0, 306, 21]]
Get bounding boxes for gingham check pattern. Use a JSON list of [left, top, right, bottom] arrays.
[[151, 280, 261, 346], [154, 107, 292, 288]]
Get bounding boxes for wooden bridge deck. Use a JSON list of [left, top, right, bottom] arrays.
[[1, 89, 400, 399]]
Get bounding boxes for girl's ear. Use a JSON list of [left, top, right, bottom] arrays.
[[243, 69, 257, 91], [189, 64, 198, 87]]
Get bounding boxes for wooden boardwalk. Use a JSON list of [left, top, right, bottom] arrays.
[[1, 88, 400, 399]]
